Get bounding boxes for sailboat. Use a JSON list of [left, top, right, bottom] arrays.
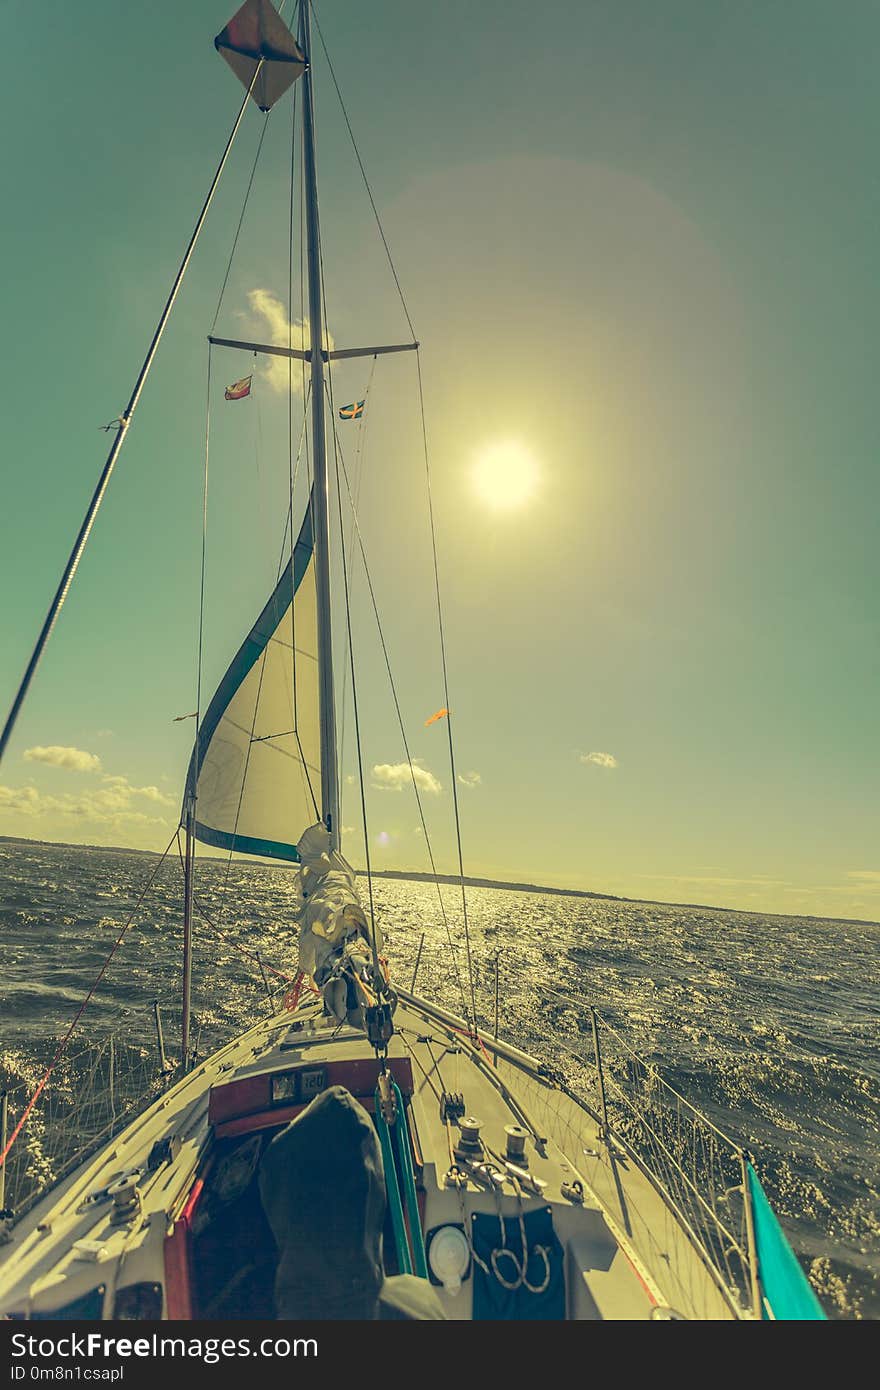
[[0, 0, 827, 1323]]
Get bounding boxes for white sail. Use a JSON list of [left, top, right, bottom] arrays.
[[186, 502, 320, 862]]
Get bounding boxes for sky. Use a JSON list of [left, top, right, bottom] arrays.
[[1, 0, 879, 923]]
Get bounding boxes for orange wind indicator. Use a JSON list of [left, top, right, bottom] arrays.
[[424, 708, 449, 727]]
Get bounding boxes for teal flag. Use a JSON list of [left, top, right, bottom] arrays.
[[747, 1163, 826, 1319]]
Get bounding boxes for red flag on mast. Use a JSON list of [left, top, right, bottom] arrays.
[[224, 375, 252, 401]]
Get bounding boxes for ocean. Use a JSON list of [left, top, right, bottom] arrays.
[[1, 837, 877, 1319]]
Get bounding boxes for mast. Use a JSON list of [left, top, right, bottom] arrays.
[[298, 0, 340, 847]]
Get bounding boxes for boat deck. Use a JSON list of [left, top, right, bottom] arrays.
[[0, 995, 742, 1320]]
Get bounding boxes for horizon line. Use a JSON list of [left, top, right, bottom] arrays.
[[0, 833, 877, 930]]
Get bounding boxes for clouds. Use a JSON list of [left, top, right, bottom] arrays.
[[580, 751, 618, 769], [365, 761, 479, 797], [0, 776, 173, 828], [371, 760, 442, 795], [98, 776, 176, 810], [0, 753, 177, 845], [24, 745, 101, 773], [0, 786, 44, 814], [244, 288, 334, 395]]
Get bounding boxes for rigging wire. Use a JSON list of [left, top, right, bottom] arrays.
[[193, 346, 213, 806], [327, 399, 469, 1020], [0, 831, 179, 1168], [329, 410, 379, 959], [210, 112, 273, 335], [415, 346, 479, 1033], [305, 75, 380, 969], [310, 7, 477, 1029], [337, 352, 377, 769], [0, 64, 264, 769], [288, 70, 301, 776], [310, 2, 416, 340]]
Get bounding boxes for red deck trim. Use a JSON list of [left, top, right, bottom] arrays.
[[209, 1055, 413, 1126], [181, 1176, 205, 1225], [163, 1164, 213, 1318], [163, 1221, 193, 1319]]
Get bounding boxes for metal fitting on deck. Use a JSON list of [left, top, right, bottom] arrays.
[[453, 1117, 483, 1161], [107, 1172, 142, 1225], [504, 1124, 528, 1165]]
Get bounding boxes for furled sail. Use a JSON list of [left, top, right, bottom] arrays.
[[185, 501, 319, 863], [294, 822, 384, 1028], [215, 0, 307, 113]]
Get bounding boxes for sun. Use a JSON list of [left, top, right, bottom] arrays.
[[472, 440, 538, 510]]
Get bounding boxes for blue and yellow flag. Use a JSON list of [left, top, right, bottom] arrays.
[[338, 399, 365, 420]]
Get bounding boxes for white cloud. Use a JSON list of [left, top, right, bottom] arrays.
[[0, 786, 43, 814], [244, 288, 334, 396], [580, 751, 618, 769], [457, 770, 482, 788], [136, 784, 173, 805], [845, 871, 880, 886], [371, 760, 442, 795], [99, 776, 176, 809], [24, 745, 101, 773], [0, 782, 170, 830]]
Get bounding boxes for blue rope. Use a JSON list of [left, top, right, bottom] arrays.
[[374, 1084, 412, 1275], [391, 1079, 428, 1278]]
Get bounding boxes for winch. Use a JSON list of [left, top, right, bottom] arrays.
[[453, 1116, 484, 1162]]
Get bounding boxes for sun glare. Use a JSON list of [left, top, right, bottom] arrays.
[[472, 440, 538, 510]]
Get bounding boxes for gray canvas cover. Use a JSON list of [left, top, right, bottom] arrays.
[[258, 1086, 445, 1320]]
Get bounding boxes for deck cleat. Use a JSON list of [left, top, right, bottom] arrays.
[[147, 1135, 181, 1172]]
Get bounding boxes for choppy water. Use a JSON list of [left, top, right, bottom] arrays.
[[1, 838, 878, 1319]]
